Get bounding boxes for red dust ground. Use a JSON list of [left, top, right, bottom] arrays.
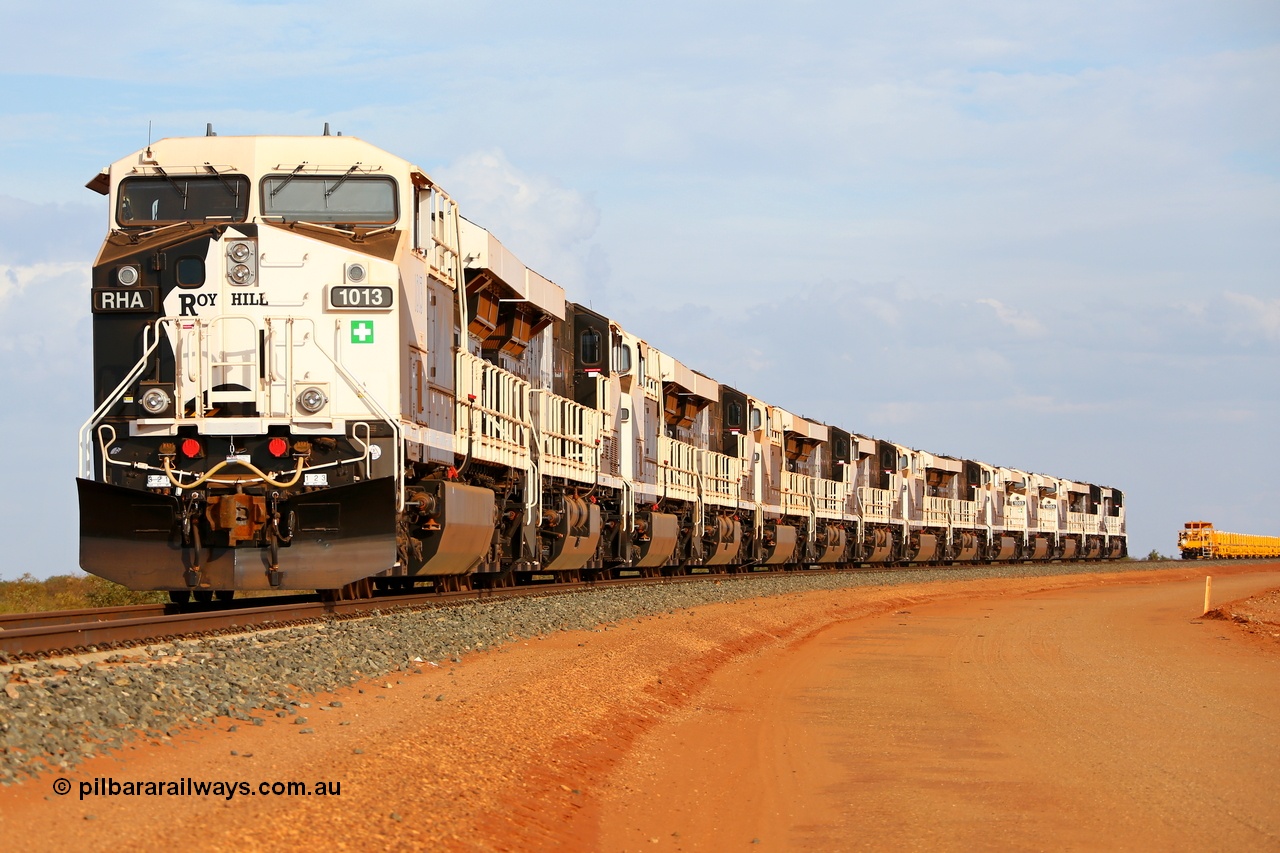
[[2, 562, 1277, 852]]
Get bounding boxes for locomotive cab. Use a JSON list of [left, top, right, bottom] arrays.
[[79, 135, 452, 596]]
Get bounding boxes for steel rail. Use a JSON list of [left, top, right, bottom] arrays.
[[0, 592, 493, 660], [0, 571, 767, 659], [0, 604, 169, 630], [0, 559, 1124, 660], [0, 593, 319, 633]]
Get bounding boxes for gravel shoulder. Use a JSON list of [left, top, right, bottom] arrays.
[[1207, 584, 1280, 649], [0, 560, 1275, 851]]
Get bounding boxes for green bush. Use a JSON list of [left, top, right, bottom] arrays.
[[0, 573, 166, 613], [83, 575, 168, 608]]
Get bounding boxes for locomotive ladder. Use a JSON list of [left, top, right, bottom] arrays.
[[202, 316, 260, 405]]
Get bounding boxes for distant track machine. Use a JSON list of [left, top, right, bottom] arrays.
[[1178, 522, 1280, 560]]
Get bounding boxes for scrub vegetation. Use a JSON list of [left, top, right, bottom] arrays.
[[0, 574, 167, 613]]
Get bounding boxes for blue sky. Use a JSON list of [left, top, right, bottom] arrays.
[[1, 0, 1277, 577]]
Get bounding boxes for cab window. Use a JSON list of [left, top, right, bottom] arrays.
[[262, 175, 398, 224], [611, 341, 632, 372], [118, 176, 249, 225], [580, 328, 602, 366]]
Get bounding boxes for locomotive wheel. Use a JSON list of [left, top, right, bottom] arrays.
[[433, 575, 473, 594], [192, 590, 214, 604], [215, 590, 234, 603], [169, 590, 191, 605], [319, 577, 375, 602]]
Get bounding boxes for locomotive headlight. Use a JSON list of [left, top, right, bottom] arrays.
[[140, 387, 172, 415], [345, 262, 367, 283], [116, 265, 140, 286], [296, 386, 328, 414], [225, 240, 257, 286]]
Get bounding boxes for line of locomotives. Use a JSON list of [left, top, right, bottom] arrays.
[[77, 131, 1127, 602], [1177, 522, 1280, 560]]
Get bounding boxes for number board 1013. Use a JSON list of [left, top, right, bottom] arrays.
[[329, 286, 393, 309]]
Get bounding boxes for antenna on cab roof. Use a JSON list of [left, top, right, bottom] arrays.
[[206, 123, 216, 137], [323, 122, 331, 136]]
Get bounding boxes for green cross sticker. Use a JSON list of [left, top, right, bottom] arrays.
[[351, 320, 374, 344]]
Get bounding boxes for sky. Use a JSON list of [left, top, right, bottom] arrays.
[[1, 0, 1276, 577]]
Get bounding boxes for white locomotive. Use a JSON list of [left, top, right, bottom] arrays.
[[77, 130, 1127, 602]]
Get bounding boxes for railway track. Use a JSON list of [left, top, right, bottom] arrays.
[[0, 569, 808, 660], [0, 588, 524, 660], [1, 558, 1144, 661]]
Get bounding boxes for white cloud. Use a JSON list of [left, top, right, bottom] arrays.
[[1223, 291, 1280, 340], [0, 260, 80, 299], [977, 297, 1046, 337], [435, 149, 605, 291], [0, 261, 92, 379]]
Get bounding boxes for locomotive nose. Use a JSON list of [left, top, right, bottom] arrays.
[[78, 477, 397, 592]]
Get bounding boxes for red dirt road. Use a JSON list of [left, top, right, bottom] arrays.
[[601, 569, 1280, 851], [3, 565, 1278, 852]]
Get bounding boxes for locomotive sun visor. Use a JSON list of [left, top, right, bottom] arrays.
[[853, 436, 877, 458], [86, 169, 110, 195], [458, 217, 565, 320], [783, 416, 827, 464], [925, 455, 963, 473], [658, 353, 718, 428], [656, 352, 718, 403], [783, 416, 829, 444]]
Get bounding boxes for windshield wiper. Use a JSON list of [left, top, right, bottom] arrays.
[[111, 221, 198, 244], [325, 164, 362, 199], [203, 163, 241, 199], [265, 217, 357, 238], [152, 165, 187, 205], [270, 164, 306, 197]]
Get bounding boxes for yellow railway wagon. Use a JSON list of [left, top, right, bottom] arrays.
[[1178, 521, 1280, 559]]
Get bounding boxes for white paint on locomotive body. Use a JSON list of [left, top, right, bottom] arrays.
[[89, 137, 423, 446]]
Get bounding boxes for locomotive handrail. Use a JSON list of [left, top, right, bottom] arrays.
[[77, 321, 165, 478], [311, 320, 406, 511], [159, 455, 306, 490], [532, 388, 602, 484], [178, 314, 262, 416], [455, 351, 532, 471], [658, 435, 699, 503], [525, 406, 542, 528]]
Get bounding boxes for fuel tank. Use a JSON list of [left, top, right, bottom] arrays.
[[762, 523, 798, 564], [633, 511, 679, 568], [703, 515, 742, 565]]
